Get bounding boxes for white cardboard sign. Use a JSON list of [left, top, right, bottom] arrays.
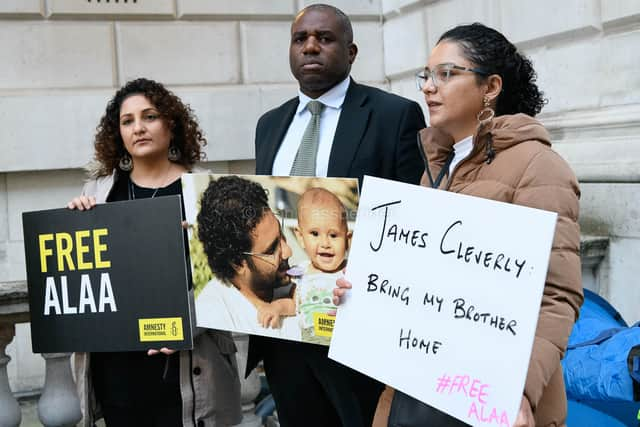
[[329, 176, 557, 427]]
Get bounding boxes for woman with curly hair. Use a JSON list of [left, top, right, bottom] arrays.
[[336, 23, 582, 427], [67, 78, 242, 426]]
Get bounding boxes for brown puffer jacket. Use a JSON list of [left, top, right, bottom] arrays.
[[418, 113, 583, 426]]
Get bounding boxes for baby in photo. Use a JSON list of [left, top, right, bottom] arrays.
[[258, 187, 352, 345]]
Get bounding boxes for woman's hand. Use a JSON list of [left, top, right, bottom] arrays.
[[67, 195, 96, 211], [513, 395, 534, 427], [333, 276, 352, 306], [147, 348, 177, 356]]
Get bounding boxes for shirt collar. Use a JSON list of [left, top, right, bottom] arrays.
[[296, 75, 351, 114], [453, 135, 473, 153]]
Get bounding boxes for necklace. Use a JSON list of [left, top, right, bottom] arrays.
[[128, 165, 173, 200], [128, 180, 160, 200]]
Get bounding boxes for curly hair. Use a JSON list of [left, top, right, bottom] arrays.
[[93, 78, 206, 176], [197, 176, 270, 283], [438, 23, 546, 117]]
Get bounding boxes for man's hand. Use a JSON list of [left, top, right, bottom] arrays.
[[513, 395, 534, 427], [147, 348, 177, 356], [67, 195, 96, 210], [333, 276, 352, 306]]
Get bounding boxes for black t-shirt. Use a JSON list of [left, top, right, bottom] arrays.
[[91, 173, 183, 407]]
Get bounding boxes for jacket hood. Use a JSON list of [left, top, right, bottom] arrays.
[[486, 113, 551, 152], [419, 113, 551, 165]]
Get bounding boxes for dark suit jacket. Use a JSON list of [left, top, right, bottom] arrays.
[[248, 80, 426, 375], [255, 79, 426, 184]]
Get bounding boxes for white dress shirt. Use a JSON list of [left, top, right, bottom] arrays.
[[272, 76, 351, 177]]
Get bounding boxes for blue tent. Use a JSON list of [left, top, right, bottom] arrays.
[[563, 289, 640, 426], [567, 400, 628, 427]]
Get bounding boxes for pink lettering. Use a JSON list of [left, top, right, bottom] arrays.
[[480, 404, 489, 422], [488, 407, 499, 423], [450, 375, 470, 396], [449, 373, 510, 426], [449, 375, 489, 404], [458, 375, 470, 395], [468, 401, 480, 419], [500, 412, 510, 427], [468, 402, 511, 427], [469, 379, 481, 399], [478, 384, 489, 404]]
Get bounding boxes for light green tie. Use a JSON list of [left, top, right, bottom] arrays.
[[290, 100, 325, 176]]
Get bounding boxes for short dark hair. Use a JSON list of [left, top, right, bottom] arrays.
[[94, 77, 206, 177], [438, 23, 546, 117], [299, 3, 353, 43], [197, 176, 269, 282]]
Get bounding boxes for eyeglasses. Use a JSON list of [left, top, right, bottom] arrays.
[[415, 63, 489, 90], [242, 216, 286, 267]]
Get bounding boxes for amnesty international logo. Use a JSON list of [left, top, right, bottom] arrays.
[[313, 312, 335, 337], [138, 317, 184, 342]]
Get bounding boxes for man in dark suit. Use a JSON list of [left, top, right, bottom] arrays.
[[250, 4, 426, 427]]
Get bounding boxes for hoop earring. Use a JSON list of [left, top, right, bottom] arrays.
[[118, 153, 133, 171], [477, 96, 495, 127], [168, 145, 181, 162]]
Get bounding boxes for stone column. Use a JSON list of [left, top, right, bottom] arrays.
[[0, 322, 21, 427], [37, 353, 82, 427], [580, 235, 609, 293]]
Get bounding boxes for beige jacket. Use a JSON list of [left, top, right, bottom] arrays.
[[74, 171, 242, 427], [377, 114, 582, 427]]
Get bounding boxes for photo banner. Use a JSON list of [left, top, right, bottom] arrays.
[[182, 174, 358, 345], [22, 195, 193, 353], [329, 176, 557, 427]]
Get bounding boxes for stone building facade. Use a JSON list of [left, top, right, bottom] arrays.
[[1, 0, 638, 395]]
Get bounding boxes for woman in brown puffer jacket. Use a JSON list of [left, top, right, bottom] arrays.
[[392, 23, 581, 427], [336, 23, 582, 427]]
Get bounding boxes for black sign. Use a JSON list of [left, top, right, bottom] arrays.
[[22, 195, 193, 353]]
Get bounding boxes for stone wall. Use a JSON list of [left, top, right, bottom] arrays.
[[1, 0, 639, 393]]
